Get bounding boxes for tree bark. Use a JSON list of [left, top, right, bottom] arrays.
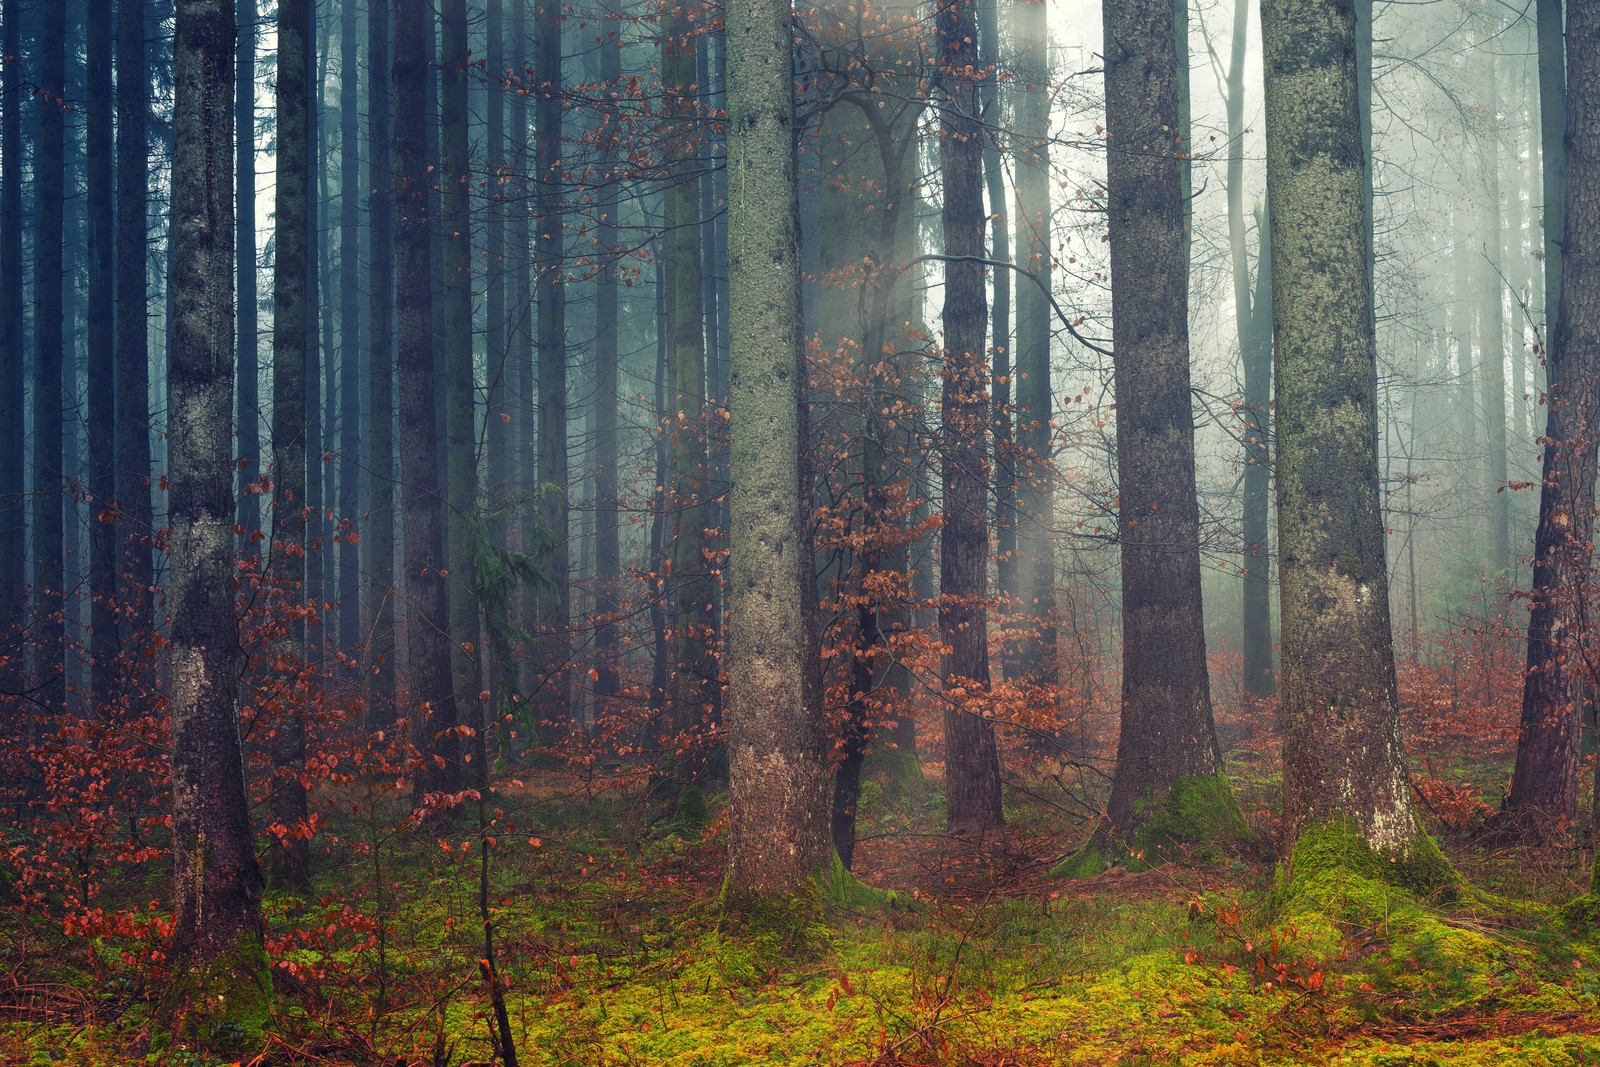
[[87, 0, 118, 704], [33, 0, 65, 714], [396, 0, 463, 794], [1100, 0, 1232, 844], [593, 0, 623, 718], [1538, 0, 1566, 340], [724, 0, 835, 896], [534, 0, 571, 730], [1504, 0, 1598, 837], [338, 0, 362, 662], [1262, 0, 1433, 868], [938, 0, 1003, 835], [368, 0, 397, 727], [1478, 52, 1511, 576], [664, 2, 713, 783], [168, 0, 266, 984], [1010, 0, 1057, 687], [271, 0, 313, 890], [1225, 0, 1275, 700], [237, 0, 260, 552], [0, 0, 23, 702]]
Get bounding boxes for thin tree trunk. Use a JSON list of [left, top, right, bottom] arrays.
[[339, 0, 362, 661], [594, 0, 622, 715], [396, 0, 463, 794], [938, 0, 1002, 835], [1479, 53, 1511, 576], [723, 0, 835, 897], [1262, 0, 1436, 871], [87, 0, 117, 703], [238, 0, 260, 551], [1225, 0, 1275, 700], [33, 0, 66, 714], [0, 0, 23, 701], [169, 0, 267, 996], [982, 0, 1015, 660], [665, 1, 712, 783], [1010, 0, 1057, 687], [115, 0, 153, 654], [368, 0, 397, 727], [534, 0, 571, 729], [271, 0, 314, 891], [1537, 0, 1565, 341]]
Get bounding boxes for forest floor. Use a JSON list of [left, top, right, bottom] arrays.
[[5, 757, 1600, 1067]]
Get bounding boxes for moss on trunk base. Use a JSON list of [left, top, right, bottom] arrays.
[[1052, 774, 1250, 879], [163, 931, 272, 1054]]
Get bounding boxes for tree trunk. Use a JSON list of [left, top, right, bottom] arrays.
[[395, 0, 463, 794], [1537, 0, 1566, 341], [237, 0, 260, 551], [0, 0, 23, 703], [338, 0, 362, 662], [1478, 53, 1511, 576], [271, 0, 313, 890], [1262, 0, 1437, 873], [593, 0, 622, 718], [1010, 0, 1057, 687], [983, 0, 1015, 666], [368, 0, 397, 727], [87, 0, 117, 704], [1505, 0, 1598, 838], [534, 0, 571, 730], [664, 3, 713, 783], [1097, 0, 1234, 855], [33, 0, 65, 715], [168, 0, 267, 1002], [938, 0, 1002, 836], [1225, 0, 1275, 700], [723, 0, 835, 897]]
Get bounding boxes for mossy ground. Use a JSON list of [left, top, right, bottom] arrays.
[[4, 775, 1600, 1066]]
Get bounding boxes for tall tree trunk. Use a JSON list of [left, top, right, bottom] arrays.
[[1478, 52, 1511, 576], [168, 0, 267, 1006], [486, 0, 510, 540], [368, 0, 397, 727], [87, 0, 117, 704], [983, 0, 1015, 659], [396, 0, 463, 794], [115, 0, 153, 653], [0, 0, 23, 700], [723, 0, 835, 897], [439, 0, 480, 731], [338, 0, 362, 662], [594, 0, 622, 716], [271, 0, 313, 891], [1091, 0, 1236, 864], [511, 0, 535, 717], [1226, 0, 1275, 700], [33, 0, 66, 714], [1537, 0, 1566, 341], [665, 1, 712, 783], [238, 0, 260, 551], [534, 0, 571, 729], [1010, 0, 1057, 687], [1262, 0, 1437, 873], [1505, 0, 1598, 838], [938, 0, 1002, 835]]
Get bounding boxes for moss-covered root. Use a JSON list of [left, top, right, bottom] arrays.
[[162, 932, 273, 1054], [1280, 817, 1462, 909], [1051, 774, 1251, 880]]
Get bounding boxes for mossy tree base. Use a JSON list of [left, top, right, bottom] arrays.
[[161, 932, 273, 1054], [1051, 774, 1250, 879], [720, 853, 904, 948], [1280, 817, 1461, 908]]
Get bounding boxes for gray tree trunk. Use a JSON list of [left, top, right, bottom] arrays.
[[396, 0, 463, 794], [0, 0, 22, 701], [237, 0, 260, 551], [32, 0, 65, 714], [270, 0, 313, 890], [1262, 0, 1432, 867], [168, 0, 266, 986], [368, 0, 397, 727], [1100, 0, 1232, 845], [87, 0, 117, 702], [938, 0, 1003, 835], [723, 0, 834, 897]]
